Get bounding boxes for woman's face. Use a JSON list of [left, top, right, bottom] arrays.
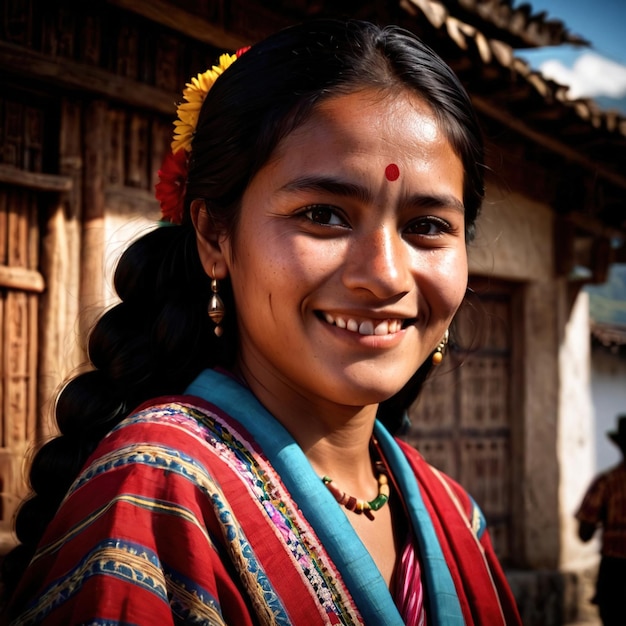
[[218, 89, 468, 414]]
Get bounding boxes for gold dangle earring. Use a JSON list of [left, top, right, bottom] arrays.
[[432, 329, 449, 365], [208, 264, 225, 337]]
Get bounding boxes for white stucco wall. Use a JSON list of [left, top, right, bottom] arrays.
[[590, 348, 626, 472], [558, 291, 597, 569], [469, 186, 553, 281]]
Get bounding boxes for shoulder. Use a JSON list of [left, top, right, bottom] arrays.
[[45, 396, 248, 549], [87, 399, 210, 463], [610, 462, 626, 480], [591, 463, 626, 494], [125, 395, 217, 432], [582, 468, 613, 495], [590, 461, 626, 482], [67, 397, 236, 501], [103, 395, 231, 452]]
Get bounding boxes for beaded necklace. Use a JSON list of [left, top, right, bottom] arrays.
[[322, 461, 390, 521]]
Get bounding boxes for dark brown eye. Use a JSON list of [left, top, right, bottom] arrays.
[[303, 205, 347, 226], [405, 217, 450, 236]]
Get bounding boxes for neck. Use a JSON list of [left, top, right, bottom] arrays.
[[235, 361, 379, 480], [305, 420, 378, 480]]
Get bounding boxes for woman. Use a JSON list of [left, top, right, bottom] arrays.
[[3, 19, 522, 625]]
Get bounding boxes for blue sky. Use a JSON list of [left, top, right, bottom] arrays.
[[512, 0, 626, 112]]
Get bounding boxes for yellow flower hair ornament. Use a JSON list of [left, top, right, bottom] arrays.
[[156, 47, 250, 224], [172, 53, 238, 154]]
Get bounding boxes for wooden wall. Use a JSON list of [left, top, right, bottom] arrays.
[[0, 0, 218, 549], [0, 88, 64, 546]]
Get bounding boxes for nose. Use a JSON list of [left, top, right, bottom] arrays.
[[342, 224, 413, 300]]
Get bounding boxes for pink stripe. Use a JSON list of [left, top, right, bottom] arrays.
[[394, 535, 426, 626]]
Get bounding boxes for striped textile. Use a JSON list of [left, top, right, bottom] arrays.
[[8, 368, 522, 625], [10, 403, 361, 625], [395, 536, 426, 625]]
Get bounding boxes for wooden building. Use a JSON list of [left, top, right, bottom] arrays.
[[1, 0, 624, 622]]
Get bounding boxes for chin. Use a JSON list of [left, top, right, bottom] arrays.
[[344, 362, 420, 397], [332, 376, 412, 409]]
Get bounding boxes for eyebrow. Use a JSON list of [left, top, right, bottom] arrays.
[[279, 174, 465, 214], [280, 175, 371, 204]]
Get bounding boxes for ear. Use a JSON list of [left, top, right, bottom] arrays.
[[190, 199, 229, 279]]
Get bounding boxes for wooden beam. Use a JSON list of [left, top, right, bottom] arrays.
[[0, 265, 45, 293], [0, 165, 72, 193], [0, 41, 177, 116], [79, 101, 107, 340], [107, 0, 250, 50], [473, 94, 626, 192]]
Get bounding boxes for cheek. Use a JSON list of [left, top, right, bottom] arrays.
[[447, 256, 469, 310], [270, 236, 345, 281], [423, 249, 468, 312], [227, 235, 329, 313]]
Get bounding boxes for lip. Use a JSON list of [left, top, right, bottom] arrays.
[[316, 311, 417, 338]]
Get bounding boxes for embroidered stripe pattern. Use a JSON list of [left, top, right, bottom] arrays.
[[16, 539, 170, 624], [77, 434, 292, 625], [148, 402, 362, 625]]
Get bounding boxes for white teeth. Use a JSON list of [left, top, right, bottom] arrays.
[[323, 314, 404, 336], [374, 321, 389, 335], [359, 320, 374, 335]]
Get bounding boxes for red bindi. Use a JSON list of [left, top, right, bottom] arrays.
[[385, 163, 400, 181]]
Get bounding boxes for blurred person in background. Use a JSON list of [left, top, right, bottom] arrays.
[[577, 414, 626, 626]]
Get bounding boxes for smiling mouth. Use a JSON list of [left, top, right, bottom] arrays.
[[320, 313, 414, 336]]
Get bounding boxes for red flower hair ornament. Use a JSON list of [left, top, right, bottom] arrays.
[[155, 47, 250, 225]]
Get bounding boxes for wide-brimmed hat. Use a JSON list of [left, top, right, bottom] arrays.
[[608, 415, 626, 447]]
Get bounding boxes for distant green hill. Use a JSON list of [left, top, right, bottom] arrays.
[[585, 263, 626, 325]]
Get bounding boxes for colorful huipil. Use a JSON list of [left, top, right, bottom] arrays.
[[8, 369, 522, 625]]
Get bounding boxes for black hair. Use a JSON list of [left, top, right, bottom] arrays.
[[185, 19, 483, 239], [2, 19, 484, 602]]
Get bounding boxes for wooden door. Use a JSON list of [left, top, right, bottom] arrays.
[[406, 279, 521, 563]]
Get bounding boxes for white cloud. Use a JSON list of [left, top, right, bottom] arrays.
[[539, 51, 626, 99]]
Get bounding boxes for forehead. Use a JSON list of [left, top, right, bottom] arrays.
[[270, 88, 450, 168], [261, 88, 463, 192]]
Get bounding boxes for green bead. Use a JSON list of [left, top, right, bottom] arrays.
[[368, 493, 389, 511]]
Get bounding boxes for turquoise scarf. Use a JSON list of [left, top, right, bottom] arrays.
[[186, 368, 464, 625]]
